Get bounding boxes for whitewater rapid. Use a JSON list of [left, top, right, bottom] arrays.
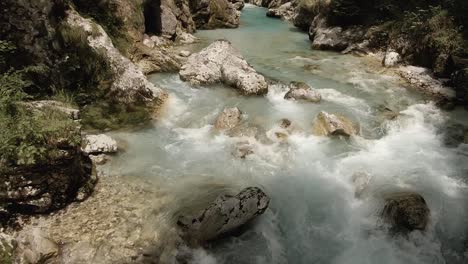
[[104, 6, 468, 264]]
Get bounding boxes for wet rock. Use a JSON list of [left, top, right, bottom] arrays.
[[433, 53, 454, 78], [381, 193, 430, 233], [180, 40, 268, 95], [89, 154, 109, 165], [226, 125, 258, 138], [179, 50, 191, 57], [398, 66, 456, 103], [232, 142, 255, 159], [383, 50, 401, 67], [177, 187, 270, 243], [442, 123, 467, 148], [312, 111, 357, 137], [16, 228, 59, 264], [351, 171, 371, 198], [452, 68, 468, 107], [341, 40, 370, 56], [280, 118, 292, 129], [214, 107, 242, 130], [176, 31, 198, 44], [284, 81, 321, 103], [190, 0, 240, 29], [82, 134, 118, 155]]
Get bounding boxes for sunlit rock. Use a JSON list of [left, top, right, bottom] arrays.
[[214, 107, 242, 130], [381, 192, 430, 233], [82, 134, 118, 155], [180, 40, 269, 95], [312, 111, 358, 137], [177, 187, 270, 243], [383, 50, 401, 67], [66, 10, 168, 108], [284, 81, 321, 103]]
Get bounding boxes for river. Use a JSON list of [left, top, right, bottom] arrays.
[[104, 5, 468, 264]]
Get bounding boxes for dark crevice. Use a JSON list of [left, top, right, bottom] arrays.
[[144, 0, 162, 35]]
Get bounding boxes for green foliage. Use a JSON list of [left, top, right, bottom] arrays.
[[0, 104, 80, 167], [81, 101, 152, 131], [399, 6, 465, 55], [58, 24, 113, 106]]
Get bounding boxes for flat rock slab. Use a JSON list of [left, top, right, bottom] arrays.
[[82, 134, 118, 155], [180, 40, 268, 95]]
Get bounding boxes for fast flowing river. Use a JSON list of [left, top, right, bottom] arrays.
[[105, 5, 468, 264]]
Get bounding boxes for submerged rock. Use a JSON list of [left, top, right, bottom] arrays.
[[232, 142, 255, 159], [177, 187, 270, 243], [82, 134, 118, 155], [381, 193, 430, 233], [284, 81, 321, 102], [312, 111, 357, 137], [180, 40, 268, 95], [214, 107, 242, 130]]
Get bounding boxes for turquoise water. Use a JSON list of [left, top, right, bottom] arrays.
[[106, 5, 468, 264]]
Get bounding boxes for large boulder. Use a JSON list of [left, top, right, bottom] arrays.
[[312, 111, 357, 137], [189, 0, 240, 29], [308, 15, 365, 52], [214, 107, 242, 130], [266, 2, 295, 21], [180, 40, 269, 95], [381, 193, 430, 233], [284, 81, 321, 102], [66, 10, 168, 109], [177, 187, 270, 243]]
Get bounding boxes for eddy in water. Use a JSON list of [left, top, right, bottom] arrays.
[[3, 2, 468, 264]]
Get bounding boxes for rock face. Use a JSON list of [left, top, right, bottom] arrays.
[[66, 11, 168, 108], [214, 107, 243, 130], [180, 40, 269, 95], [312, 111, 357, 137], [284, 81, 321, 102], [160, 0, 196, 39], [189, 0, 240, 29], [381, 193, 430, 233], [230, 0, 246, 10], [82, 134, 118, 155], [267, 2, 295, 20], [177, 187, 270, 243], [309, 16, 364, 52]]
